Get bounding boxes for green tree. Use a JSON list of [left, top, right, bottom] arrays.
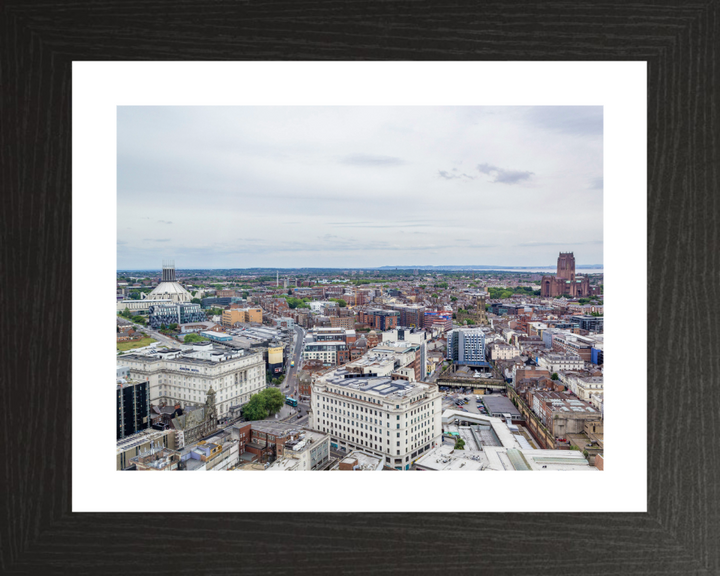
[[263, 387, 285, 415], [169, 323, 178, 331], [551, 373, 559, 380], [132, 315, 146, 326], [160, 323, 167, 330], [454, 438, 466, 450], [450, 296, 458, 302], [191, 298, 202, 305], [243, 394, 268, 421], [129, 291, 141, 300], [184, 333, 209, 343]]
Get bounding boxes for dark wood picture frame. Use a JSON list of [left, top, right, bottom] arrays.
[[2, 2, 718, 574]]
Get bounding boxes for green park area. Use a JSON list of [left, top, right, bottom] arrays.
[[117, 337, 157, 352]]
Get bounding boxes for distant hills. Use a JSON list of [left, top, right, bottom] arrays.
[[375, 265, 603, 270]]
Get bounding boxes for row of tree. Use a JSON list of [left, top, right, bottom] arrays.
[[119, 309, 147, 326]]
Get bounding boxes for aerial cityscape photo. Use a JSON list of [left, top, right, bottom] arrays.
[[116, 106, 604, 472]]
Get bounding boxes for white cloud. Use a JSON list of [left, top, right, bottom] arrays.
[[117, 106, 603, 269]]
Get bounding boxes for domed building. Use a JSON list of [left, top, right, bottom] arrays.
[[366, 330, 380, 348], [350, 335, 368, 361], [147, 260, 192, 303]]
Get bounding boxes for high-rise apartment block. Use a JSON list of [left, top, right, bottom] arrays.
[[148, 302, 206, 329], [446, 328, 487, 366]]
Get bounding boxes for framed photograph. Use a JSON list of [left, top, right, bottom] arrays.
[[75, 62, 643, 514], [4, 3, 718, 574]]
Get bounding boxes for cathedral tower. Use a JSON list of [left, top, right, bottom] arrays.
[[556, 252, 576, 281]]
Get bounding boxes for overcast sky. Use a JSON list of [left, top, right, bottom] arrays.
[[117, 106, 602, 270]]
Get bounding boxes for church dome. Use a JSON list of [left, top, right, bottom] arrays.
[[148, 281, 192, 301]]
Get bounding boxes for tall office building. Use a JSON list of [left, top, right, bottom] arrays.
[[117, 379, 150, 440]]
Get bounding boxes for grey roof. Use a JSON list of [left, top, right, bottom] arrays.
[[482, 396, 521, 418], [324, 368, 423, 398]]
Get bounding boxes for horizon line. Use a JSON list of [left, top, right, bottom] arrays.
[[116, 264, 605, 271]]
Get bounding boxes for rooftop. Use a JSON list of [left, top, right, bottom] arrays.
[[251, 421, 302, 437], [116, 428, 170, 454], [322, 368, 432, 400], [335, 451, 385, 471], [283, 430, 327, 455]]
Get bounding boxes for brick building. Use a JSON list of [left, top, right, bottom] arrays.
[[357, 309, 399, 331], [540, 252, 601, 298], [527, 390, 601, 437], [330, 316, 355, 330]]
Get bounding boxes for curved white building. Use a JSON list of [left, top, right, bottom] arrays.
[[147, 261, 192, 303]]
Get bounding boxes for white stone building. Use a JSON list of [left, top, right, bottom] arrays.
[[310, 368, 442, 470], [118, 343, 266, 419], [488, 342, 517, 361], [537, 353, 585, 373], [302, 341, 348, 366], [576, 376, 604, 403]]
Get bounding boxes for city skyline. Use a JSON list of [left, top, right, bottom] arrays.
[[116, 263, 604, 273], [118, 106, 603, 269]]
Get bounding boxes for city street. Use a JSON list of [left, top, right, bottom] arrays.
[[282, 325, 305, 398], [427, 363, 445, 384], [131, 323, 180, 348]]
